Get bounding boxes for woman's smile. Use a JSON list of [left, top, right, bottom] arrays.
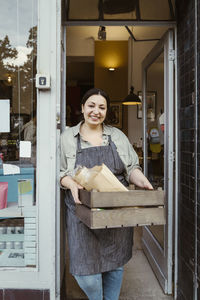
[[90, 114, 100, 121]]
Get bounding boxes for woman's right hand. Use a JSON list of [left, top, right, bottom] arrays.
[[61, 176, 83, 204]]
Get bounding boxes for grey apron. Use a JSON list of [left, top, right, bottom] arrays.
[[65, 134, 133, 276]]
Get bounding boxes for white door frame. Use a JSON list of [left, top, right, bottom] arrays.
[[141, 29, 175, 295]]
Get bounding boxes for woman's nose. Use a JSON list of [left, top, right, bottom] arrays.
[[93, 107, 99, 114]]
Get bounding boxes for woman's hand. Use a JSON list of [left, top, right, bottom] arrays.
[[129, 168, 153, 190], [61, 175, 83, 204]]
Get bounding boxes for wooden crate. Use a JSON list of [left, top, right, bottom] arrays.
[[76, 189, 165, 229]]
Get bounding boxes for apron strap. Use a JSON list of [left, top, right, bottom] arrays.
[[108, 135, 112, 144], [76, 133, 82, 153]]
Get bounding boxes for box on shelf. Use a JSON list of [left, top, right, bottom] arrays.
[[0, 211, 36, 268], [0, 162, 34, 207], [76, 189, 165, 229]]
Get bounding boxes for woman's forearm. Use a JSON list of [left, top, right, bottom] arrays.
[[61, 175, 75, 189], [61, 175, 83, 204], [129, 168, 153, 190]]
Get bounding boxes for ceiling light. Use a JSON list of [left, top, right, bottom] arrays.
[[123, 86, 141, 105], [7, 75, 12, 83]]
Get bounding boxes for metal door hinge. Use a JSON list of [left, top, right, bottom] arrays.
[[61, 40, 65, 52], [170, 151, 175, 162], [173, 151, 175, 162], [168, 49, 175, 61]]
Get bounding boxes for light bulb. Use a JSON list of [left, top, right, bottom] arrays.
[[7, 75, 12, 83]]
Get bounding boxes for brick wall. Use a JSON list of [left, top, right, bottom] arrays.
[[176, 0, 200, 299], [197, 0, 200, 297]]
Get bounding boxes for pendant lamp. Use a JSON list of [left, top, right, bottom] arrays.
[[122, 86, 141, 105]]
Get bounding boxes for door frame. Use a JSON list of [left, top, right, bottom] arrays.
[[141, 29, 175, 294], [61, 22, 177, 298]]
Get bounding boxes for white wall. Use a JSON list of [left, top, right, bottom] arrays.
[[66, 26, 130, 56]]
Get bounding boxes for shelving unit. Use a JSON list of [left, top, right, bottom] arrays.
[[0, 202, 23, 218], [0, 205, 37, 268]]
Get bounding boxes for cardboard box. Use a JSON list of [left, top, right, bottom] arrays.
[[76, 189, 165, 229]]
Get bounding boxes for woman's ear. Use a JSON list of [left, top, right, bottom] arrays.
[[81, 104, 84, 114]]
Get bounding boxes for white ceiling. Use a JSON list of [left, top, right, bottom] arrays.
[[66, 25, 171, 42]]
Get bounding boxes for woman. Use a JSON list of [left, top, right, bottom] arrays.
[[60, 88, 153, 300]]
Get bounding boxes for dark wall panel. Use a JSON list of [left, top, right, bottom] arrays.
[[176, 0, 197, 299]]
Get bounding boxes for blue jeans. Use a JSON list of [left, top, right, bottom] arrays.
[[74, 267, 124, 300]]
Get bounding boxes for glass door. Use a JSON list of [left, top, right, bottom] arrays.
[[141, 29, 174, 294]]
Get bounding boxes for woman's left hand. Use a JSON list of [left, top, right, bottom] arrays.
[[129, 168, 153, 190], [141, 178, 153, 190]]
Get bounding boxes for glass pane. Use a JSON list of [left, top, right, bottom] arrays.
[[69, 0, 99, 19], [104, 11, 136, 20], [146, 52, 164, 248], [67, 0, 175, 21], [140, 0, 175, 20], [0, 0, 37, 268]]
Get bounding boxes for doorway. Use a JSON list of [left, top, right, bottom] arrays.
[[61, 2, 177, 298], [61, 25, 176, 299]]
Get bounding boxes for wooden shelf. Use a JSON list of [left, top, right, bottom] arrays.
[[0, 202, 23, 218]]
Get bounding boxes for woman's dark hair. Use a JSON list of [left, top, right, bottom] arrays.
[[81, 88, 110, 110]]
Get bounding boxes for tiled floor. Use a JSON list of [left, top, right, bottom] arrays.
[[66, 228, 174, 300], [66, 249, 174, 300], [120, 249, 174, 300]]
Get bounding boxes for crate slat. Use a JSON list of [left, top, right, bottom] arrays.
[[79, 189, 164, 208], [76, 205, 165, 229]]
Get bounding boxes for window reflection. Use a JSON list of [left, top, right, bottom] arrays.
[[0, 0, 37, 268], [0, 1, 37, 163]]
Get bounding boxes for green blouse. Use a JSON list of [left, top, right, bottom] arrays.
[[60, 122, 141, 183]]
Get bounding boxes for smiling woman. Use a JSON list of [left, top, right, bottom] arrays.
[[60, 87, 153, 300]]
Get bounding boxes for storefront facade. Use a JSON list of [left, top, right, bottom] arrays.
[[0, 0, 199, 300]]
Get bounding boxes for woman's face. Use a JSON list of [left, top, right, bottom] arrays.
[[82, 94, 107, 126]]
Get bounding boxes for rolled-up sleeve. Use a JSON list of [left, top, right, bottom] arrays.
[[110, 127, 141, 182], [60, 129, 76, 180], [125, 139, 141, 180], [60, 133, 68, 180]]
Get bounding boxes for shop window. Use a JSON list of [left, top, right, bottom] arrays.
[[0, 0, 37, 268], [64, 0, 175, 21]]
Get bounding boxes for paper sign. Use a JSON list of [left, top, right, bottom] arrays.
[[19, 141, 31, 158], [18, 180, 32, 194], [18, 179, 33, 207], [3, 164, 20, 175], [0, 100, 10, 133]]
